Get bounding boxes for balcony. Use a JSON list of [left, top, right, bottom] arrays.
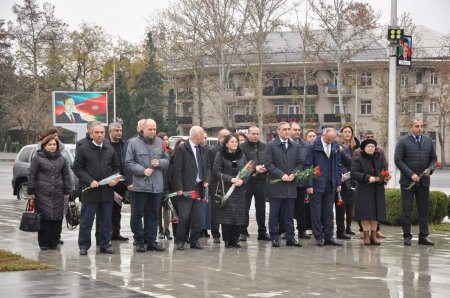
[[409, 112, 427, 122], [323, 113, 351, 123], [324, 85, 352, 97], [264, 113, 319, 124], [235, 114, 257, 123], [262, 85, 319, 97], [177, 116, 193, 125], [404, 83, 428, 96]]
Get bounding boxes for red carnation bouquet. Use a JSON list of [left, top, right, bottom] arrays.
[[270, 166, 321, 184], [378, 169, 392, 184]]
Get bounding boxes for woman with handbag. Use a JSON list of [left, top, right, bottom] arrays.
[[212, 134, 247, 248], [28, 135, 72, 250]]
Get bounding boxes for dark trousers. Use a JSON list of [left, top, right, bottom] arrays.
[[269, 197, 295, 241], [244, 182, 267, 235], [210, 183, 221, 239], [131, 192, 161, 244], [38, 219, 62, 248], [111, 201, 122, 237], [129, 191, 150, 241], [222, 224, 241, 244], [79, 201, 112, 250], [335, 184, 354, 234], [310, 183, 335, 240], [295, 187, 311, 232], [176, 184, 203, 244], [401, 184, 430, 238]]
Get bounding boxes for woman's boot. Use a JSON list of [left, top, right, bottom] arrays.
[[363, 231, 370, 245], [370, 230, 381, 245]]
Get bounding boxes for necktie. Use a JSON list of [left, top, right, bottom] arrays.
[[282, 141, 288, 149], [416, 135, 421, 143], [70, 114, 75, 123], [195, 146, 203, 181]]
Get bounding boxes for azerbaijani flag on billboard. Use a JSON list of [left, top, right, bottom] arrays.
[[53, 91, 108, 125]]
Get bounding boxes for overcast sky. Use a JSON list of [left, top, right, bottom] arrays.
[[1, 0, 449, 44]]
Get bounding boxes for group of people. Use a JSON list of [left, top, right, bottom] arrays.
[[28, 117, 437, 254]]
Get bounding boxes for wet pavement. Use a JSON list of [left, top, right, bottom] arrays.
[[1, 197, 450, 297]]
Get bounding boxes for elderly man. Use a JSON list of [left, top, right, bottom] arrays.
[[173, 126, 211, 250], [126, 119, 169, 252], [265, 122, 303, 248], [73, 123, 121, 255], [56, 97, 83, 123], [304, 128, 342, 246], [395, 119, 437, 246]]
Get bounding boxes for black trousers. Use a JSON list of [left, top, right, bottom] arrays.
[[295, 187, 311, 232], [310, 182, 335, 240], [401, 184, 430, 238], [210, 182, 221, 239], [335, 183, 354, 234], [175, 183, 203, 244], [222, 224, 241, 244], [38, 219, 62, 248], [243, 182, 267, 235]]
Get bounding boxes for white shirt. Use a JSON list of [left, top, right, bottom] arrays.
[[92, 140, 103, 149], [321, 137, 330, 158], [189, 139, 202, 183]]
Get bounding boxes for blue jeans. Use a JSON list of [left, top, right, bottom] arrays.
[[131, 192, 161, 243], [79, 201, 112, 250]]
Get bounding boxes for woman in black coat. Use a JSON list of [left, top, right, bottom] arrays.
[[351, 139, 387, 245], [213, 134, 247, 248], [28, 135, 72, 250]]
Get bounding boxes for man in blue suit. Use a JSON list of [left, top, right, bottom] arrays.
[[56, 97, 83, 123], [265, 122, 303, 248], [304, 127, 342, 246]]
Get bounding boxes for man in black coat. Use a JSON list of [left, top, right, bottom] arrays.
[[72, 123, 121, 255], [265, 122, 303, 248], [239, 126, 270, 241], [173, 126, 211, 250], [395, 119, 437, 246]]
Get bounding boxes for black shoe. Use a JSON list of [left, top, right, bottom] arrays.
[[225, 241, 231, 248], [176, 243, 185, 250], [40, 246, 49, 250], [137, 243, 146, 252], [286, 239, 302, 247], [190, 240, 203, 250], [239, 233, 247, 241], [316, 239, 324, 246], [272, 240, 280, 247], [79, 249, 87, 255], [257, 233, 271, 241], [404, 237, 412, 246], [158, 231, 164, 239], [324, 238, 343, 246], [337, 233, 351, 240], [111, 235, 129, 241], [299, 231, 311, 240], [346, 228, 355, 235], [100, 247, 115, 254], [213, 237, 221, 244], [57, 240, 64, 245], [232, 242, 241, 248], [418, 237, 434, 246], [147, 242, 165, 251], [281, 233, 287, 240]]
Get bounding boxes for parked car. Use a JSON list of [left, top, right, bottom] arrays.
[[168, 136, 218, 149], [12, 143, 78, 200]]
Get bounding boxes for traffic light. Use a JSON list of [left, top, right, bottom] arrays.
[[387, 28, 404, 43]]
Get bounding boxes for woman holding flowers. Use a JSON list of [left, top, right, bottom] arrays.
[[213, 134, 247, 248], [351, 139, 388, 245]]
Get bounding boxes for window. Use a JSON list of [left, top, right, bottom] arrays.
[[288, 78, 300, 87], [429, 101, 438, 113], [244, 105, 256, 115], [18, 147, 33, 162], [306, 103, 316, 114], [334, 101, 347, 114], [360, 100, 372, 115], [227, 74, 235, 90], [288, 104, 299, 114], [416, 73, 423, 84], [360, 72, 372, 87], [273, 103, 284, 114], [227, 105, 234, 117], [401, 101, 409, 114], [182, 104, 193, 116], [333, 76, 338, 86], [273, 76, 283, 88], [415, 101, 423, 113], [430, 72, 438, 85], [401, 74, 409, 86]]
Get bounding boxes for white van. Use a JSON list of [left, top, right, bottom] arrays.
[[169, 136, 218, 149]]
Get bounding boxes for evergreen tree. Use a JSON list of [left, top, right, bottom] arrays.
[[134, 31, 164, 125], [116, 70, 137, 139], [163, 89, 178, 136]]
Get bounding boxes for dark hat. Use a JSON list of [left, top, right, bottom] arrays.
[[360, 139, 377, 151]]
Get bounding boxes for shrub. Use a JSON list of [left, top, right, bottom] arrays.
[[384, 189, 402, 225], [431, 191, 449, 224]]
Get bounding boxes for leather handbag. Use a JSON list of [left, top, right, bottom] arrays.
[[19, 200, 41, 232], [213, 174, 226, 207], [66, 200, 80, 230]]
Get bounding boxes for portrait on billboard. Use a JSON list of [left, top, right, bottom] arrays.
[[53, 91, 108, 125], [397, 35, 412, 66]]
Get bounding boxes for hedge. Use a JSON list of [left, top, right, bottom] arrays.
[[383, 189, 449, 225]]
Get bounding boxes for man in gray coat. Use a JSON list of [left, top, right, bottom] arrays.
[[126, 119, 169, 252], [265, 122, 303, 248], [395, 119, 437, 246]]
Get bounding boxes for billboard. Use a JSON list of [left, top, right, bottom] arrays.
[[53, 91, 108, 125], [397, 35, 412, 66]]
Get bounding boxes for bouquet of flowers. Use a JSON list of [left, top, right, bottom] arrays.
[[335, 191, 344, 206], [405, 161, 442, 190], [144, 147, 164, 182], [165, 190, 199, 200], [378, 169, 392, 183], [82, 173, 123, 192], [163, 195, 179, 224], [222, 160, 256, 203], [342, 171, 351, 181], [270, 166, 321, 184]]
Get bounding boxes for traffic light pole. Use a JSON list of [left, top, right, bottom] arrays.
[[387, 0, 398, 188]]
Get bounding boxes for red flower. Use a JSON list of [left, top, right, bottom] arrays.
[[202, 198, 209, 203], [435, 161, 443, 169], [304, 195, 310, 204], [191, 191, 199, 200], [336, 198, 344, 206], [170, 217, 179, 224], [315, 166, 321, 177]]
